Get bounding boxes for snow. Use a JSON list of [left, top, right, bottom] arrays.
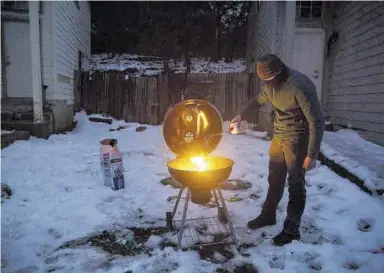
[[144, 235, 164, 249], [90, 54, 246, 76], [1, 130, 14, 134], [2, 112, 384, 273], [321, 129, 384, 192]]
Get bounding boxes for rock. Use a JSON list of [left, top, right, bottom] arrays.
[[220, 179, 252, 191], [1, 131, 30, 149], [1, 183, 12, 199], [225, 196, 243, 202], [216, 268, 231, 273], [109, 125, 128, 132], [160, 177, 182, 188], [136, 126, 147, 132], [234, 263, 258, 273], [89, 117, 113, 124]]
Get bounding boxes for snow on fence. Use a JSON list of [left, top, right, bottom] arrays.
[[75, 71, 260, 125]]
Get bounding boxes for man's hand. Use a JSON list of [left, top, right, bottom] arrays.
[[231, 115, 241, 125], [230, 115, 242, 131], [303, 157, 316, 171]]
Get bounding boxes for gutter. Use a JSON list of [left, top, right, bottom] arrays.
[[28, 1, 44, 123]]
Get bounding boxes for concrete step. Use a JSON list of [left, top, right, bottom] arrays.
[[1, 131, 30, 149]]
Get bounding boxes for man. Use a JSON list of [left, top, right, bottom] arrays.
[[232, 54, 325, 246]]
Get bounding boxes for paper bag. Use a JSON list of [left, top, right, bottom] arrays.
[[100, 138, 125, 190]]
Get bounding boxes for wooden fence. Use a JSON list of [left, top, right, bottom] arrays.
[[76, 71, 260, 125]]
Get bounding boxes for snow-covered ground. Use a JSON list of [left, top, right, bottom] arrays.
[[321, 130, 384, 192], [2, 112, 384, 273], [90, 54, 246, 76]]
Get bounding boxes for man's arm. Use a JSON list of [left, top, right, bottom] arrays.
[[239, 85, 270, 117], [295, 87, 325, 159]]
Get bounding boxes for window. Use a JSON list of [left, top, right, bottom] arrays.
[[1, 1, 29, 12], [296, 1, 323, 28], [1, 1, 43, 14], [296, 1, 322, 20]]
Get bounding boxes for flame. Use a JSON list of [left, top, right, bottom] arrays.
[[190, 156, 208, 171]]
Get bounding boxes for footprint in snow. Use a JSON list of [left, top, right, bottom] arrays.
[[335, 208, 350, 215], [316, 183, 335, 195], [48, 228, 62, 239], [357, 218, 373, 232], [320, 234, 343, 245], [311, 203, 322, 212], [343, 260, 361, 271], [103, 195, 117, 203], [308, 260, 322, 271], [269, 252, 285, 270], [9, 266, 38, 273], [300, 217, 323, 244]]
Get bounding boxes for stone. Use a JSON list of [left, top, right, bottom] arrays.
[[135, 126, 147, 132], [160, 177, 182, 188], [89, 117, 113, 124], [1, 183, 12, 199], [234, 263, 258, 273]]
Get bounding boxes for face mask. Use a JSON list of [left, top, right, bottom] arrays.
[[264, 71, 287, 89]]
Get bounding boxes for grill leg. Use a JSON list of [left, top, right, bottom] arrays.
[[217, 188, 239, 248], [213, 189, 226, 223], [213, 188, 220, 207], [178, 188, 190, 250], [172, 187, 185, 219]]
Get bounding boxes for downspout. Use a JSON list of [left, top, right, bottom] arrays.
[[29, 1, 44, 123]]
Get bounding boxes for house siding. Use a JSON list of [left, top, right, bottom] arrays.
[[246, 2, 257, 71], [41, 2, 54, 99], [246, 1, 278, 135], [247, 1, 275, 72], [255, 2, 274, 60], [326, 1, 384, 144], [275, 1, 285, 59], [53, 0, 91, 103]]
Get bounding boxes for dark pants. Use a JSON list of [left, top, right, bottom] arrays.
[[261, 135, 308, 236]]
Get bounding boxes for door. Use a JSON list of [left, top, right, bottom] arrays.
[[4, 21, 32, 97], [293, 28, 325, 101]]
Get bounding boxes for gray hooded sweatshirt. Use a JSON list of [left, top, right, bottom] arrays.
[[240, 68, 325, 159]]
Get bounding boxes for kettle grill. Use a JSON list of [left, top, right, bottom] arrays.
[[162, 99, 238, 249]]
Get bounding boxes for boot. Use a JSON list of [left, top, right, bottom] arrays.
[[247, 214, 276, 229], [272, 231, 300, 246]]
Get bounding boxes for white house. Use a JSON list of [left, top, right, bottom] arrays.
[[1, 0, 91, 136], [247, 1, 384, 145]]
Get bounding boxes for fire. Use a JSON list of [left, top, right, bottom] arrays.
[[190, 156, 208, 171]]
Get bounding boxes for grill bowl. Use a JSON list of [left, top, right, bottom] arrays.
[[167, 156, 234, 190]]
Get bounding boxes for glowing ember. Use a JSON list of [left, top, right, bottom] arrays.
[[190, 156, 208, 171]]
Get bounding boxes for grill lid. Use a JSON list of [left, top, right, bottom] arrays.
[[163, 99, 223, 157]]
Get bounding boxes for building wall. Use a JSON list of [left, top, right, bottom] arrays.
[[275, 1, 286, 59], [53, 0, 91, 103], [48, 1, 91, 131], [246, 2, 257, 71], [325, 1, 384, 145], [246, 1, 285, 135], [41, 2, 54, 100]]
